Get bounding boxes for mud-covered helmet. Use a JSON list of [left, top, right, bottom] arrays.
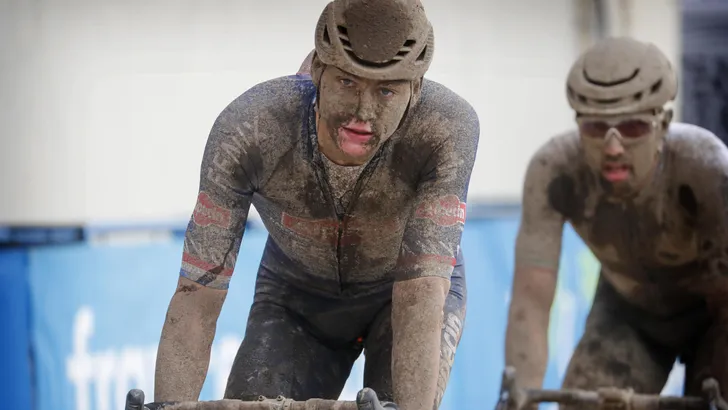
[[311, 0, 434, 85], [566, 37, 677, 115]]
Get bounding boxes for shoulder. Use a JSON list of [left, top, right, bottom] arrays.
[[663, 123, 728, 209], [403, 79, 480, 145], [526, 129, 582, 178], [665, 122, 728, 170], [214, 75, 316, 134], [521, 129, 587, 216], [664, 122, 728, 179], [417, 79, 479, 121]]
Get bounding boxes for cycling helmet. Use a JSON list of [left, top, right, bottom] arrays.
[[566, 37, 677, 115], [312, 0, 434, 84]]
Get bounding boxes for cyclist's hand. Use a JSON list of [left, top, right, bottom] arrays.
[[125, 389, 146, 410], [139, 403, 174, 410], [356, 388, 399, 410], [125, 389, 176, 410]]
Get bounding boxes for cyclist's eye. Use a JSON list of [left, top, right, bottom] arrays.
[[339, 78, 354, 87], [616, 120, 652, 138], [579, 121, 610, 138], [380, 88, 394, 97]]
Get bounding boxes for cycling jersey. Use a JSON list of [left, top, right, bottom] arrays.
[[179, 74, 479, 297]]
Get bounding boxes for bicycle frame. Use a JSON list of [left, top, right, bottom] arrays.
[[495, 366, 728, 410]]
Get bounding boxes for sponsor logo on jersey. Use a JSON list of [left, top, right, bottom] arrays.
[[414, 195, 466, 226], [193, 192, 232, 229], [281, 213, 401, 245]]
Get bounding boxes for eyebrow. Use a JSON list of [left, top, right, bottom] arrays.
[[335, 69, 408, 87], [380, 80, 409, 87]]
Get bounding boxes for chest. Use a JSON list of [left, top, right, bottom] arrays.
[[254, 151, 418, 244], [570, 193, 701, 270]]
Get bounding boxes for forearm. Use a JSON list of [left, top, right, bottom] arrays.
[[154, 282, 225, 402], [154, 317, 216, 401], [392, 277, 448, 410], [505, 297, 551, 389]]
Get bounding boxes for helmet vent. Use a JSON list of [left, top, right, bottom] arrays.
[[338, 29, 418, 68], [337, 25, 351, 49], [323, 25, 331, 45], [650, 79, 663, 94], [593, 98, 622, 105], [583, 68, 639, 87], [416, 45, 427, 62]]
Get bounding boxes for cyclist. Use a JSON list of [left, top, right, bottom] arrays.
[[504, 36, 728, 406], [153, 1, 479, 409]]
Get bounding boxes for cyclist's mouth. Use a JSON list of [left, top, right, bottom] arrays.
[[602, 162, 631, 182], [338, 122, 375, 157]]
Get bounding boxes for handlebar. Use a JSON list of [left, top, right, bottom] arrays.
[[126, 388, 398, 410], [495, 366, 728, 410]]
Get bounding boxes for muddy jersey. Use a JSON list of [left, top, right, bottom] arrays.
[[179, 74, 479, 296], [517, 122, 728, 316]]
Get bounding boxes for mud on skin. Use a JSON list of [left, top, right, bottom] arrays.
[[517, 123, 728, 403], [167, 73, 478, 404], [222, 252, 467, 410]]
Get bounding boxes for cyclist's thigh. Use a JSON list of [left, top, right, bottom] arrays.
[[224, 300, 361, 401], [363, 251, 467, 409], [561, 277, 675, 408], [683, 314, 728, 397]]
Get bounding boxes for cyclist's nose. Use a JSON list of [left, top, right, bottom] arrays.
[[356, 91, 377, 122], [603, 129, 624, 156]]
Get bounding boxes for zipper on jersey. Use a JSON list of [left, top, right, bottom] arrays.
[[316, 151, 382, 294]]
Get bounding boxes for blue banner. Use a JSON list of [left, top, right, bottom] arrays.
[[24, 218, 685, 410], [0, 249, 32, 410]]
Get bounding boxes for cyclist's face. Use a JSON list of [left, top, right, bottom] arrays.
[[316, 66, 412, 165], [577, 111, 665, 194]]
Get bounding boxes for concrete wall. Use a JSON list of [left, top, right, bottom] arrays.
[[0, 0, 680, 224]]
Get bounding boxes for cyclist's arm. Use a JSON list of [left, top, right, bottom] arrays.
[[505, 147, 566, 390], [684, 132, 728, 302], [391, 105, 479, 410], [154, 101, 257, 402]]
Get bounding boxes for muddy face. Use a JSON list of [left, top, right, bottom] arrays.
[[316, 65, 412, 165], [577, 112, 665, 197]]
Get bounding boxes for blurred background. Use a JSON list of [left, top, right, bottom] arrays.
[[1, 0, 726, 409]]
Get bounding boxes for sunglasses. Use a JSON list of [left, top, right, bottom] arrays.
[[576, 114, 657, 140]]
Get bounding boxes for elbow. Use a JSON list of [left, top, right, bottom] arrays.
[[392, 276, 449, 331], [165, 278, 227, 330], [511, 267, 557, 309], [508, 268, 558, 329], [393, 276, 449, 309]]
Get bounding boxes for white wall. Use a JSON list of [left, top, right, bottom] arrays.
[[603, 0, 682, 119], [0, 0, 680, 225]]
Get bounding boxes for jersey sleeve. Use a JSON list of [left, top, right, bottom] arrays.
[[687, 129, 728, 290], [392, 105, 480, 282], [179, 99, 259, 290], [514, 143, 567, 272]]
